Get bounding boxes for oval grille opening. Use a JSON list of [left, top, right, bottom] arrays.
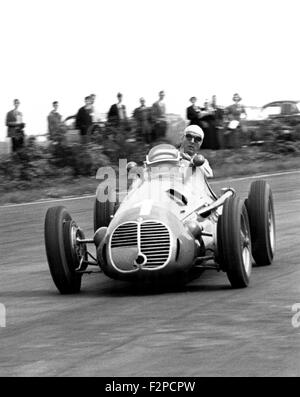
[[111, 222, 138, 248], [110, 221, 171, 270], [140, 222, 170, 268]]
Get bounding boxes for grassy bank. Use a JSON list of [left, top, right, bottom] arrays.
[[1, 147, 299, 205]]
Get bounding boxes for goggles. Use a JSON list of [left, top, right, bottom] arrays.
[[185, 133, 203, 143]]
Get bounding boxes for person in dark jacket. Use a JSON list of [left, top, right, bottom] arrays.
[[200, 98, 220, 150], [107, 92, 127, 127], [186, 96, 203, 127], [133, 97, 152, 143], [76, 96, 93, 143], [6, 99, 25, 152], [151, 90, 167, 140]]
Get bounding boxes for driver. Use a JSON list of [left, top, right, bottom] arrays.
[[179, 124, 213, 178]]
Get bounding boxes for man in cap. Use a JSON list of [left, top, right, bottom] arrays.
[[179, 124, 213, 178], [224, 93, 247, 148], [6, 99, 25, 152], [226, 93, 246, 121]]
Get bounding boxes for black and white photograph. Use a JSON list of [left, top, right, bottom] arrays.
[[0, 0, 299, 380]]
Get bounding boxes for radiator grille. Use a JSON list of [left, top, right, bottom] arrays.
[[140, 222, 170, 268], [111, 222, 138, 247], [110, 221, 171, 269]]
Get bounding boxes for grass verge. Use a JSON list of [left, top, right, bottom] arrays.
[[1, 148, 299, 206]]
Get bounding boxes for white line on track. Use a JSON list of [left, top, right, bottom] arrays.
[[0, 194, 96, 209], [1, 168, 299, 209], [211, 168, 300, 184]]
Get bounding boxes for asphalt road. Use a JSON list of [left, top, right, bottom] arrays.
[[0, 171, 299, 376]]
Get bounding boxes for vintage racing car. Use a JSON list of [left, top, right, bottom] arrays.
[[44, 144, 276, 293]]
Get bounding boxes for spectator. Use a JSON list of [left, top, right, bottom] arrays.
[[107, 92, 127, 127], [133, 97, 152, 143], [224, 93, 247, 148], [199, 99, 219, 150], [90, 93, 97, 122], [211, 95, 224, 126], [5, 99, 25, 152], [151, 90, 167, 141], [186, 96, 203, 127], [210, 95, 224, 149], [226, 93, 247, 121], [211, 95, 217, 109], [47, 101, 63, 141], [76, 96, 93, 143], [90, 93, 96, 105]]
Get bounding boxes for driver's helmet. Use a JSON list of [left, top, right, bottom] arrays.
[[145, 144, 180, 165]]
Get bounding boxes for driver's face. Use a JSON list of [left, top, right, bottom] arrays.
[[182, 133, 203, 156]]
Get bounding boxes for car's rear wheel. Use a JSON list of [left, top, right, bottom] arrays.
[[217, 196, 252, 288], [45, 206, 86, 294], [245, 180, 275, 266], [93, 194, 119, 232]]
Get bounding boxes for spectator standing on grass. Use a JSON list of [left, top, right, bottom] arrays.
[[199, 99, 219, 150], [90, 93, 97, 122], [133, 97, 152, 143], [210, 94, 224, 149], [211, 95, 224, 126], [5, 99, 25, 152], [224, 93, 247, 148], [76, 96, 93, 143], [226, 93, 247, 121], [186, 96, 203, 127], [107, 92, 127, 127], [47, 101, 63, 141], [151, 90, 167, 141]]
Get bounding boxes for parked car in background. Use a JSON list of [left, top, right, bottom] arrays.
[[243, 101, 300, 145], [261, 100, 300, 123]]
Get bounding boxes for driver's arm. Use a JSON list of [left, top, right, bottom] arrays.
[[201, 159, 213, 178], [183, 152, 214, 178]]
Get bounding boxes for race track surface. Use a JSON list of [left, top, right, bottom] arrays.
[[0, 171, 299, 376]]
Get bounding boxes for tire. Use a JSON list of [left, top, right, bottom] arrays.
[[93, 196, 118, 232], [217, 196, 252, 288], [44, 206, 82, 294], [245, 180, 275, 266]]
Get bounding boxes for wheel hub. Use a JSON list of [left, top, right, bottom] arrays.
[[70, 223, 88, 270]]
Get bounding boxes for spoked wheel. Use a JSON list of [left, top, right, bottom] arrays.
[[93, 190, 119, 232], [245, 180, 275, 266], [44, 206, 87, 294], [217, 196, 252, 288]]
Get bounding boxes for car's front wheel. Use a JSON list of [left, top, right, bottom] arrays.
[[44, 206, 86, 294], [217, 196, 252, 288]]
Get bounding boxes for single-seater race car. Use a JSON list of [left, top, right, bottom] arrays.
[[44, 144, 276, 294]]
